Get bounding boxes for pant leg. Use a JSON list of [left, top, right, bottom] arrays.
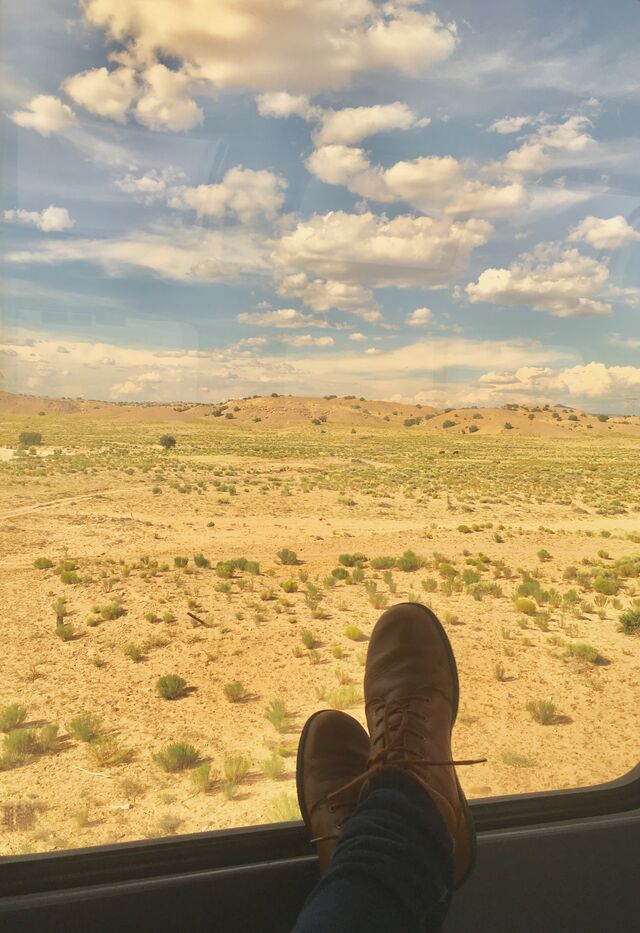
[[292, 770, 454, 933]]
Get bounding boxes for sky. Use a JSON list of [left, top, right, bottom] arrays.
[[1, 0, 640, 411]]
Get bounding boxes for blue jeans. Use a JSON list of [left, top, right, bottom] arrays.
[[292, 771, 454, 933]]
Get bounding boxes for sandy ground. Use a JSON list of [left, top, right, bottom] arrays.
[[0, 394, 639, 855]]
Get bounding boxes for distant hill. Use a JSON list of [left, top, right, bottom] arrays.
[[1, 390, 639, 437]]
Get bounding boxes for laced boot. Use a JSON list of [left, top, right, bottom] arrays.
[[329, 602, 486, 887], [296, 709, 370, 872]]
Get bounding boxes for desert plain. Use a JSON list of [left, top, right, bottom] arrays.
[[0, 389, 639, 855]]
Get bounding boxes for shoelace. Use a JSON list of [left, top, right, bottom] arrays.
[[310, 694, 486, 844]]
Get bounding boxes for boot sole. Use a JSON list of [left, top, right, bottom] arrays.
[[383, 602, 477, 889]]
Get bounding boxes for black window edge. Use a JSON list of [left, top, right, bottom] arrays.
[[1, 762, 638, 899]]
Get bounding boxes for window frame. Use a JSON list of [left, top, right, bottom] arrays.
[[1, 762, 638, 899]]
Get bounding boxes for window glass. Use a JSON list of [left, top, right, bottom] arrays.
[[1, 0, 639, 856]]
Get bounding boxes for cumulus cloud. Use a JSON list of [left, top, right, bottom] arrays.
[[314, 102, 428, 146], [349, 332, 367, 342], [63, 66, 137, 123], [255, 92, 313, 119], [168, 167, 287, 223], [488, 115, 533, 134], [79, 0, 457, 96], [568, 215, 640, 250], [465, 245, 611, 317], [306, 148, 527, 217], [490, 115, 595, 177], [276, 273, 382, 321], [272, 211, 493, 289], [479, 362, 640, 400], [115, 169, 184, 203], [279, 334, 335, 348], [134, 64, 203, 131], [406, 307, 432, 326], [3, 205, 75, 232], [10, 95, 76, 135], [237, 309, 329, 329]]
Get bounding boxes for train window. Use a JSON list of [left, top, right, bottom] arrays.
[[1, 0, 639, 860]]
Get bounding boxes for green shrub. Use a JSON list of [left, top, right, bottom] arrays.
[[59, 570, 81, 585], [277, 548, 298, 565], [566, 642, 600, 664], [68, 712, 102, 742], [191, 762, 216, 793], [593, 577, 618, 596], [442, 420, 456, 429], [339, 553, 367, 567], [422, 577, 438, 593], [268, 792, 300, 823], [468, 424, 479, 433], [37, 724, 59, 753], [156, 674, 188, 700], [370, 556, 395, 570], [395, 550, 422, 572], [263, 753, 284, 779], [537, 549, 552, 561], [331, 566, 349, 580], [154, 742, 199, 772], [174, 556, 189, 568], [19, 431, 42, 446], [332, 646, 344, 659], [123, 643, 144, 663], [224, 681, 246, 702], [4, 728, 38, 758], [194, 553, 211, 569], [100, 601, 125, 620], [327, 685, 362, 709], [620, 607, 640, 635], [34, 557, 54, 570], [526, 698, 556, 725], [55, 623, 75, 641], [344, 624, 365, 641], [281, 578, 298, 593], [0, 704, 27, 732], [514, 597, 536, 616], [224, 754, 250, 784], [159, 435, 176, 449], [265, 699, 288, 732]]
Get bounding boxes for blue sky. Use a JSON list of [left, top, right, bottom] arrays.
[[1, 0, 639, 410]]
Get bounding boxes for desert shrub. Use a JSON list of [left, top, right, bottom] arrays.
[[395, 550, 422, 572], [504, 422, 514, 430], [224, 681, 246, 702], [332, 646, 344, 659], [159, 435, 176, 449], [191, 762, 216, 793], [101, 601, 125, 620], [351, 567, 365, 583], [277, 548, 298, 565], [37, 724, 59, 753], [59, 569, 80, 584], [442, 420, 456, 429], [19, 431, 42, 446], [34, 557, 54, 570], [514, 597, 536, 616], [224, 754, 250, 785], [156, 674, 188, 700], [68, 712, 102, 742], [620, 607, 640, 635], [566, 642, 600, 664], [281, 578, 298, 593], [526, 698, 556, 725], [593, 576, 618, 596], [368, 590, 388, 610], [494, 662, 507, 682], [88, 736, 131, 767], [4, 728, 38, 759], [174, 556, 189, 568], [154, 742, 199, 772], [300, 629, 316, 649], [339, 553, 367, 567], [268, 792, 300, 822], [537, 549, 552, 561], [123, 643, 144, 663], [331, 566, 349, 580], [194, 553, 211, 569], [55, 623, 75, 641], [345, 624, 365, 641], [162, 611, 176, 624], [463, 568, 480, 585], [265, 699, 288, 733], [370, 556, 395, 570], [263, 753, 284, 779], [422, 577, 438, 593], [328, 685, 362, 709], [0, 704, 27, 732]]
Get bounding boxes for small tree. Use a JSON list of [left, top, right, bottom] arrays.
[[19, 431, 42, 447], [159, 435, 176, 450]]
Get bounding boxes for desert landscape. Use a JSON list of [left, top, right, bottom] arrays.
[[0, 390, 639, 856]]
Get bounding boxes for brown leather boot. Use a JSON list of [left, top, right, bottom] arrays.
[[296, 709, 370, 872], [360, 602, 485, 887]]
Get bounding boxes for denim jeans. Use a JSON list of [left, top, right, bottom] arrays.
[[292, 770, 454, 933]]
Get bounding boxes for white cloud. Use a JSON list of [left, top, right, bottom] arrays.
[[280, 334, 335, 348], [79, 1, 457, 96], [10, 95, 76, 135], [134, 64, 203, 131], [63, 67, 137, 123], [255, 92, 313, 119], [479, 362, 640, 400], [490, 115, 595, 178], [349, 332, 367, 342], [272, 211, 493, 288], [315, 102, 427, 146], [466, 245, 611, 318], [237, 309, 329, 329], [488, 115, 533, 134], [607, 333, 640, 350], [276, 273, 382, 321], [168, 167, 287, 223], [237, 336, 268, 347], [568, 215, 640, 250], [306, 148, 527, 217], [3, 205, 75, 232], [115, 169, 184, 203], [6, 224, 267, 282], [406, 307, 432, 326]]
